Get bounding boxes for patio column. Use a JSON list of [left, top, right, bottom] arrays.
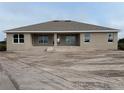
[[80, 33, 83, 46], [54, 33, 57, 46]]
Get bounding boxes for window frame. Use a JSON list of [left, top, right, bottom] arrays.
[[108, 33, 114, 43], [84, 33, 91, 43], [13, 34, 24, 44]]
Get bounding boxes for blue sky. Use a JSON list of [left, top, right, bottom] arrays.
[[0, 2, 124, 41]]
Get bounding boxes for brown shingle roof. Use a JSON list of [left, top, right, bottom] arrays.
[[6, 20, 117, 31]]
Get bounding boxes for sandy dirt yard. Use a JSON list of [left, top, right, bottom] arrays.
[[0, 49, 124, 90]]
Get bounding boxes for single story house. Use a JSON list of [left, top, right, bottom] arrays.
[[5, 20, 119, 51]]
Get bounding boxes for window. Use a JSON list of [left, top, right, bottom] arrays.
[[13, 34, 24, 43], [38, 36, 48, 44], [108, 33, 114, 42], [84, 33, 91, 42]]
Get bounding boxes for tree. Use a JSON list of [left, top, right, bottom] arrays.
[[118, 38, 124, 50]]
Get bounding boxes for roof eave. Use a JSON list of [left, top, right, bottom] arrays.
[[4, 30, 120, 33]]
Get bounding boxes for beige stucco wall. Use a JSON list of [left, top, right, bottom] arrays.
[[7, 33, 32, 51], [80, 32, 118, 50], [6, 32, 118, 51]]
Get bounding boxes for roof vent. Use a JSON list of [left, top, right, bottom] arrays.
[[64, 20, 71, 22], [53, 20, 60, 22]]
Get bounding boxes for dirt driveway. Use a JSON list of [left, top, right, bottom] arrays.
[[0, 50, 124, 90]]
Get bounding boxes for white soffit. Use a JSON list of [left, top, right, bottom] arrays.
[[5, 30, 119, 33]]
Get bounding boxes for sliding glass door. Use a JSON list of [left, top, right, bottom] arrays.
[[38, 35, 48, 45], [65, 36, 76, 45]]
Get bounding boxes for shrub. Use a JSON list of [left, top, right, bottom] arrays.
[[0, 41, 6, 51], [118, 43, 124, 50], [118, 38, 124, 50], [0, 44, 6, 51], [0, 41, 6, 44]]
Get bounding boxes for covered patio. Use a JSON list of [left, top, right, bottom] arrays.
[[31, 33, 80, 46]]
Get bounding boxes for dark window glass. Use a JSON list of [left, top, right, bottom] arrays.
[[84, 33, 90, 42], [65, 36, 76, 45], [44, 36, 48, 44], [13, 34, 18, 38], [13, 34, 24, 43], [19, 39, 24, 43], [19, 34, 24, 38], [39, 39, 43, 43], [14, 39, 18, 43], [108, 39, 113, 42], [85, 39, 90, 42], [38, 36, 48, 44], [108, 33, 113, 42], [13, 34, 18, 43]]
